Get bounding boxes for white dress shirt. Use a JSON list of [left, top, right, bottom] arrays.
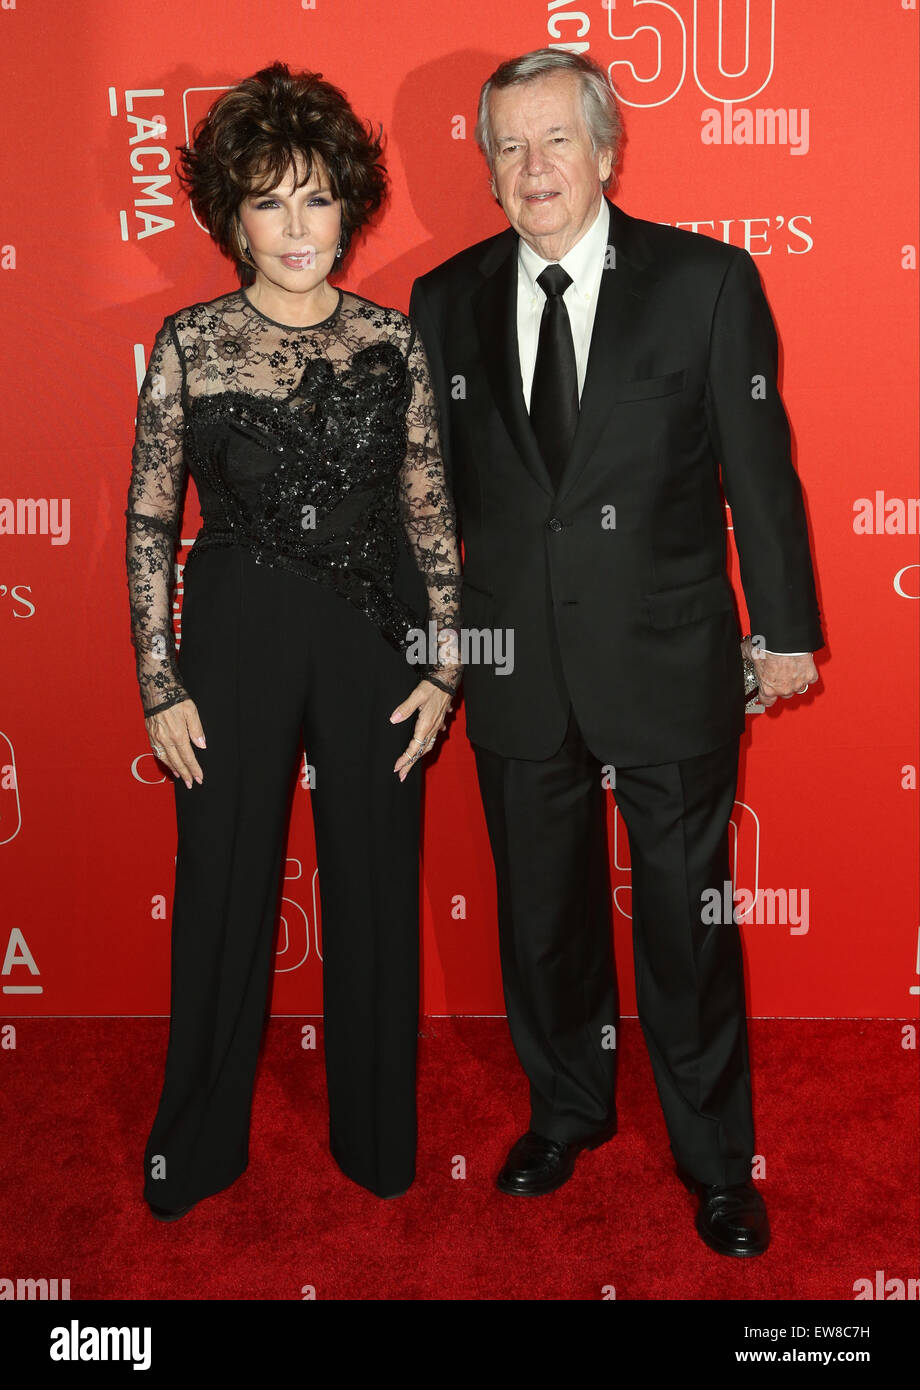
[[513, 197, 807, 659], [516, 194, 609, 411]]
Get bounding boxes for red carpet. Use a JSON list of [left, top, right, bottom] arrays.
[[1, 1018, 916, 1300]]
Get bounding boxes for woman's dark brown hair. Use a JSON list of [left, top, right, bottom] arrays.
[[177, 61, 387, 286]]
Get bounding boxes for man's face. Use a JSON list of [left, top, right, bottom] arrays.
[[487, 71, 613, 259]]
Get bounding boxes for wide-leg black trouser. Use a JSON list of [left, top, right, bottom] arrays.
[[142, 546, 422, 1206], [473, 705, 755, 1188]]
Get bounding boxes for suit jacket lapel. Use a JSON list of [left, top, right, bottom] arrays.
[[471, 198, 659, 503], [472, 232, 555, 496], [553, 199, 658, 504]]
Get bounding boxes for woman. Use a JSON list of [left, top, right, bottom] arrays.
[[125, 62, 462, 1219]]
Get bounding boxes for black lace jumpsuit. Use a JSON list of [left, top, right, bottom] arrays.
[[125, 287, 462, 1203]]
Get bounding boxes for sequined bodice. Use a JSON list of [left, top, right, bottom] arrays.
[[125, 289, 461, 717]]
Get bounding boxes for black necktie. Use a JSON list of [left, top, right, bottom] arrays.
[[529, 264, 579, 490]]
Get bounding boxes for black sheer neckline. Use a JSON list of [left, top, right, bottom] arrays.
[[240, 286, 344, 332], [125, 291, 463, 717]]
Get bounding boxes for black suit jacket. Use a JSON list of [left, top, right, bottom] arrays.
[[409, 197, 824, 765]]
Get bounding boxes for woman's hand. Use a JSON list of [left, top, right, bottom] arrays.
[[146, 699, 207, 789], [390, 680, 453, 781]]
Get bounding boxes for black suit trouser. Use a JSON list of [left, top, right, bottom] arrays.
[[472, 705, 755, 1187]]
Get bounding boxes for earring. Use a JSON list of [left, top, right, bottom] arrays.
[[335, 239, 343, 259]]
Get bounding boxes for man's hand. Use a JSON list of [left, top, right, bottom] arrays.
[[744, 639, 819, 708]]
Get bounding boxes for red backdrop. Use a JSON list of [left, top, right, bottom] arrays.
[[0, 1, 917, 1020]]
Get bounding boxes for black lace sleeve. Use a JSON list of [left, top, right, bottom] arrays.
[[400, 325, 463, 696], [125, 317, 191, 718]]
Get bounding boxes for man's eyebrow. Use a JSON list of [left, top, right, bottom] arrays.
[[495, 125, 572, 141]]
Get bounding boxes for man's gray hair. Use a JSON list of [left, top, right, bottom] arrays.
[[475, 48, 624, 188]]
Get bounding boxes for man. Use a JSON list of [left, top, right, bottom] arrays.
[[409, 48, 823, 1257]]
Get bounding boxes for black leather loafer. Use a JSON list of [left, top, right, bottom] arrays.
[[497, 1120, 617, 1196], [147, 1199, 196, 1223], [678, 1168, 770, 1257]]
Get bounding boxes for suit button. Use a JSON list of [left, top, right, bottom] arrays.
[[547, 517, 564, 532]]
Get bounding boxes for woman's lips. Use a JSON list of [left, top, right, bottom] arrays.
[[280, 252, 315, 268]]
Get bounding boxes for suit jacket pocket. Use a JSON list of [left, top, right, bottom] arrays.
[[460, 578, 495, 630], [645, 573, 735, 630], [609, 369, 687, 402]]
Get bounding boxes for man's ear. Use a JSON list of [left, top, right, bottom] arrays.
[[489, 175, 498, 201]]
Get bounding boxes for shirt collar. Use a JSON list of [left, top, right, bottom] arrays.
[[518, 196, 610, 296]]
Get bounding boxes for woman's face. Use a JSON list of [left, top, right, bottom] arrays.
[[237, 154, 343, 295]]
